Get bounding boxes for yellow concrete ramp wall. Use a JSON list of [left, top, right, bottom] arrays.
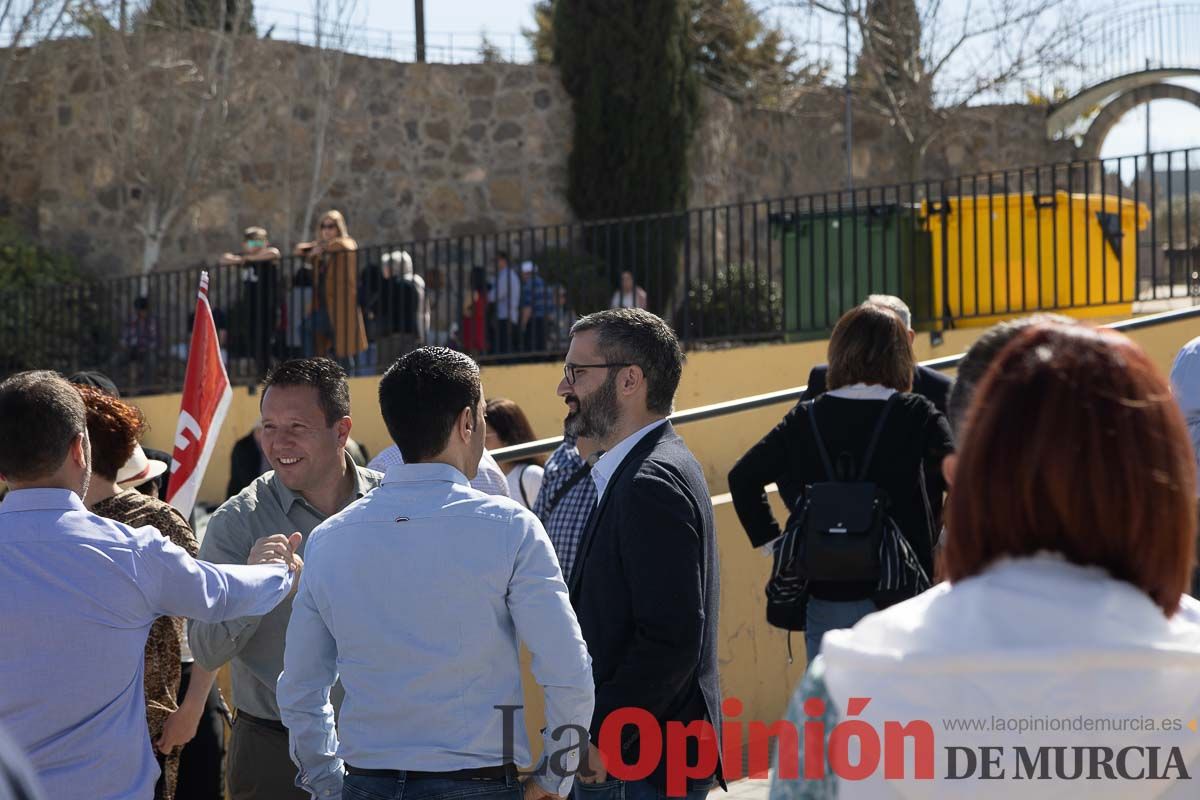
[[134, 323, 1005, 507]]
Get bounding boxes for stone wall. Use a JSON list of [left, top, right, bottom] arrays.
[[687, 87, 1075, 208], [0, 37, 573, 275], [0, 36, 1074, 278]]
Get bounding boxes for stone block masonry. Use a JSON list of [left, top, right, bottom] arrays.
[[0, 36, 1073, 278]]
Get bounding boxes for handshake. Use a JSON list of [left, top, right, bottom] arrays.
[[248, 532, 305, 591]]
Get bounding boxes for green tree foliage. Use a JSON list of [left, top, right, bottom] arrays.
[[529, 0, 806, 108], [553, 0, 698, 311], [554, 0, 697, 221], [142, 0, 256, 34], [0, 220, 110, 376], [690, 0, 802, 106], [678, 263, 781, 339], [524, 1, 554, 64]]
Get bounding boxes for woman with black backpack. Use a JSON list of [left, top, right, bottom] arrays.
[[729, 302, 954, 665]]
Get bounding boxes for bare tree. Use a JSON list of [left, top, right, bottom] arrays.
[[0, 0, 74, 109], [799, 0, 1082, 178], [294, 0, 357, 244], [79, 0, 254, 275]]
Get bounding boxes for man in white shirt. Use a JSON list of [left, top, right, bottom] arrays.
[[279, 346, 593, 800]]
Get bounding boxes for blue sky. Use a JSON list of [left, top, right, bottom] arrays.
[[256, 0, 1200, 162]]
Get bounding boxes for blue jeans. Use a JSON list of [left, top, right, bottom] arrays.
[[804, 597, 876, 666], [343, 772, 523, 800], [573, 777, 715, 800]]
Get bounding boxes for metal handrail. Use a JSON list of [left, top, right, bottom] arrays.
[[489, 304, 1200, 462]]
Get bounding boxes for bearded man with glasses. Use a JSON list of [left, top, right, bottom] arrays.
[[556, 309, 725, 800]]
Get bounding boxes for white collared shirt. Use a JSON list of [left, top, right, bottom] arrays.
[[368, 444, 511, 498], [824, 382, 897, 401], [590, 419, 667, 501]]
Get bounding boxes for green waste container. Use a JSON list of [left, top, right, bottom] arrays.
[[770, 205, 934, 339]]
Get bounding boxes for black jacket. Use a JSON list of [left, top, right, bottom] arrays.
[[780, 364, 953, 516], [729, 393, 953, 601], [569, 422, 724, 790], [226, 432, 267, 501], [803, 363, 952, 412]]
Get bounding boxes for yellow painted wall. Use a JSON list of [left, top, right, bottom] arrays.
[[135, 309, 1187, 507], [135, 324, 998, 507]]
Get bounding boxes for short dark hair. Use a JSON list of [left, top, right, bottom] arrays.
[[77, 385, 146, 481], [826, 303, 914, 392], [379, 347, 482, 462], [0, 371, 87, 482], [946, 313, 1075, 439], [496, 250, 510, 263], [570, 308, 683, 415], [261, 358, 350, 425], [944, 324, 1196, 616]]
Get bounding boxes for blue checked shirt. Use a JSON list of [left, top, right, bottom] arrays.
[[519, 274, 549, 318], [531, 437, 598, 582]]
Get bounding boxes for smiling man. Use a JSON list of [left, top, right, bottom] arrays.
[[189, 358, 383, 799]]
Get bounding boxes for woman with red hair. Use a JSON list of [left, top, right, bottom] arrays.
[[771, 323, 1200, 799]]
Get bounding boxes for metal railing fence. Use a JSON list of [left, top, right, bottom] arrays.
[[2, 147, 1199, 395]]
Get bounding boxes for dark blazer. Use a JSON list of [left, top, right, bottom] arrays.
[[226, 432, 266, 501], [779, 363, 953, 515], [803, 363, 952, 412], [569, 421, 723, 790]]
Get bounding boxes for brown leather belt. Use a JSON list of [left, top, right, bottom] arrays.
[[344, 763, 517, 782]]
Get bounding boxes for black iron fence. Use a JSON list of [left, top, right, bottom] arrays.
[[2, 147, 1199, 396]]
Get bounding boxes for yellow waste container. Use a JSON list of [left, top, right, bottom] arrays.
[[923, 192, 1150, 328]]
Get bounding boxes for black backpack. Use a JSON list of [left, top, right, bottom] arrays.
[[767, 395, 926, 633]]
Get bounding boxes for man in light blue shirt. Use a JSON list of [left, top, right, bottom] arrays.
[[0, 371, 295, 800], [278, 347, 594, 800]]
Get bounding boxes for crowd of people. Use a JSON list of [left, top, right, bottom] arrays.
[[0, 308, 721, 800], [122, 212, 656, 390], [4, 293, 1200, 799], [725, 297, 1200, 798]]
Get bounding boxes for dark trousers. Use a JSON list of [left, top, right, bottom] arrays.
[[174, 662, 226, 800], [344, 772, 523, 800], [523, 317, 547, 353], [228, 712, 308, 800], [573, 778, 715, 800], [493, 320, 517, 355]]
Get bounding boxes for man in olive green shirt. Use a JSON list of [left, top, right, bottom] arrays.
[[189, 358, 382, 799]]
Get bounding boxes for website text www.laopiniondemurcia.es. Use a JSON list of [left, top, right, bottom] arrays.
[[496, 697, 1195, 793]]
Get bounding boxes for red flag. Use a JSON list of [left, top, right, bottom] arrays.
[[166, 271, 232, 518]]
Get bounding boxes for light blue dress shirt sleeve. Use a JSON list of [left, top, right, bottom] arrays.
[[506, 513, 594, 796], [278, 560, 344, 800], [187, 507, 269, 670], [144, 530, 293, 622]]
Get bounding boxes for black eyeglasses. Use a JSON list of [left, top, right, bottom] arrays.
[[563, 362, 633, 386], [320, 222, 338, 229]]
